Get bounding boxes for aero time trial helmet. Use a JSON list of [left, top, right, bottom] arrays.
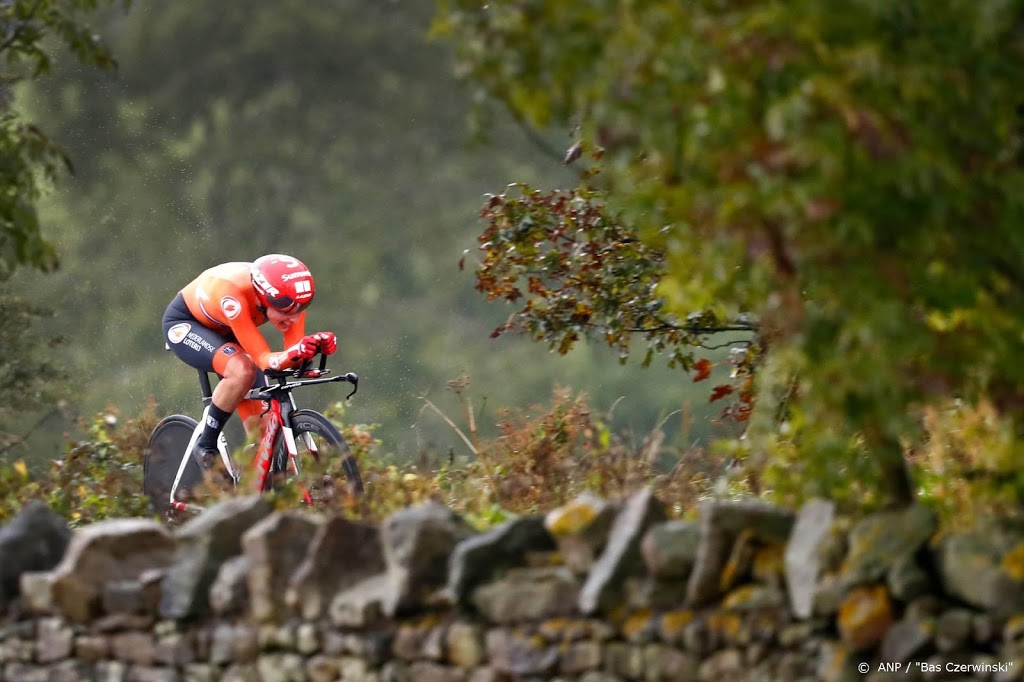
[[250, 254, 316, 313]]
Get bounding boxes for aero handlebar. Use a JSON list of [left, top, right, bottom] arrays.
[[246, 352, 359, 401]]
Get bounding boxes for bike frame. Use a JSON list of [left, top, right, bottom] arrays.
[[166, 355, 357, 513]]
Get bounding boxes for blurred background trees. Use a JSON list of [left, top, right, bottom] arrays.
[[2, 1, 725, 467], [0, 0, 129, 454]]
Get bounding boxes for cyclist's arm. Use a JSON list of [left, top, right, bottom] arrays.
[[229, 309, 307, 371]]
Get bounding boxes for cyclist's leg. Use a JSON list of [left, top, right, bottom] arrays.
[[163, 293, 255, 457], [236, 395, 268, 442]]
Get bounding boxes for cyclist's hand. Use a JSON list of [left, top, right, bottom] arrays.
[[286, 334, 323, 363], [313, 331, 337, 355]]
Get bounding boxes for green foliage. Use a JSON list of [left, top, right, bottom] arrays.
[[0, 405, 154, 525], [8, 388, 713, 528], [0, 0, 127, 278], [435, 0, 1024, 506], [0, 290, 68, 456], [475, 182, 756, 368], [911, 400, 1024, 526]]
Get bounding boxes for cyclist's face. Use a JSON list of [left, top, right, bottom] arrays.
[[266, 307, 302, 333]]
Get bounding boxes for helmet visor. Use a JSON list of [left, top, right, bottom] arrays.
[[273, 298, 312, 314]]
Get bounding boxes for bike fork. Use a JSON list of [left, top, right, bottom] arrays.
[[281, 425, 314, 505]]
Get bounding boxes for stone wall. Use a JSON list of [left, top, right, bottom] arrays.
[[1, 489, 1024, 681]]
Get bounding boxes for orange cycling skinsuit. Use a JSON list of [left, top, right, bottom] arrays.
[[161, 254, 337, 461]]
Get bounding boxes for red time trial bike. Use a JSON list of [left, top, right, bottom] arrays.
[[142, 352, 363, 516]]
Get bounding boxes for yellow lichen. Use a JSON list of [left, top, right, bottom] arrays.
[[1004, 614, 1024, 642], [837, 585, 893, 652], [538, 617, 571, 640], [719, 529, 756, 591], [722, 584, 759, 610], [620, 609, 653, 639], [707, 611, 743, 639], [1001, 543, 1024, 580], [658, 609, 695, 640], [752, 543, 785, 583], [544, 499, 600, 536]]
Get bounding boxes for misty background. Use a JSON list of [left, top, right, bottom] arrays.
[[6, 1, 732, 463]]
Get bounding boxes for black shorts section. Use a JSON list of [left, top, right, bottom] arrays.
[[162, 292, 234, 373]]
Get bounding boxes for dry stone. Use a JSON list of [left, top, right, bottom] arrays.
[[329, 573, 389, 628], [0, 501, 70, 609], [445, 621, 484, 668], [447, 516, 554, 605], [242, 510, 323, 622], [688, 500, 793, 608], [50, 518, 174, 622], [544, 492, 618, 575], [579, 487, 666, 615], [934, 608, 974, 653], [160, 495, 273, 620], [286, 515, 384, 619], [381, 502, 475, 616], [880, 615, 933, 662], [17, 572, 53, 615], [470, 566, 579, 623], [837, 585, 893, 652], [485, 628, 558, 677], [839, 504, 936, 587], [936, 529, 1024, 617], [209, 555, 250, 616], [640, 519, 701, 581], [110, 630, 156, 666], [35, 617, 72, 664], [781, 498, 841, 621], [408, 661, 467, 682]]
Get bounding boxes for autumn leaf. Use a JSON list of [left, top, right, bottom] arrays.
[[710, 384, 734, 403], [692, 358, 712, 382]]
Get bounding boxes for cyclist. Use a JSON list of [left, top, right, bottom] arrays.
[[161, 254, 337, 464]]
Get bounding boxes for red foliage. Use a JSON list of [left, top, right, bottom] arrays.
[[710, 384, 734, 402], [692, 359, 712, 382]]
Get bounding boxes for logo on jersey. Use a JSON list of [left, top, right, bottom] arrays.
[[167, 323, 191, 344], [221, 296, 241, 320], [221, 345, 239, 357]]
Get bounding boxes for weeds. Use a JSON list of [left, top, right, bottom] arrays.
[[0, 382, 729, 528]]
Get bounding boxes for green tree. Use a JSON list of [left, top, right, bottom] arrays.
[[15, 0, 719, 461], [0, 0, 127, 455], [435, 0, 1024, 507], [0, 292, 68, 457], [0, 0, 127, 278]]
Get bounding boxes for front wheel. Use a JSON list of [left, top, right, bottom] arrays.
[[271, 408, 363, 498]]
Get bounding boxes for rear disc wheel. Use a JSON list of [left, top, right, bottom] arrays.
[[142, 415, 204, 516]]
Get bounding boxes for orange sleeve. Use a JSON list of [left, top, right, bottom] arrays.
[[231, 309, 310, 371], [187, 268, 310, 371], [226, 313, 278, 370]]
